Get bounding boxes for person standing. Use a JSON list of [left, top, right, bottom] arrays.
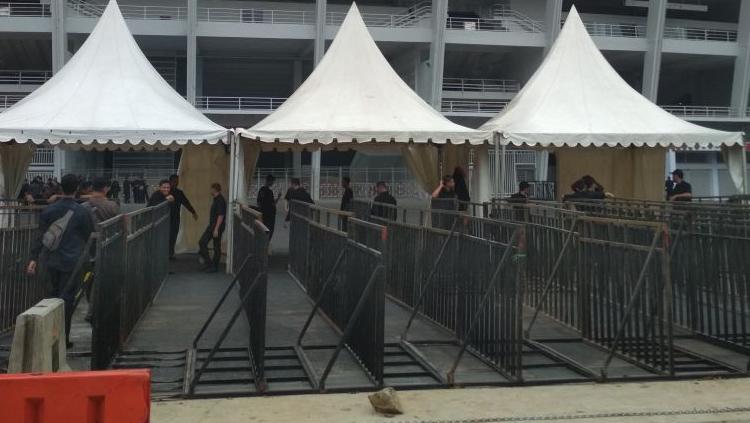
[[340, 177, 354, 212], [199, 183, 227, 273], [372, 181, 397, 221], [168, 174, 198, 259], [431, 175, 457, 229], [82, 177, 120, 322], [26, 174, 94, 348], [284, 178, 314, 222], [122, 176, 131, 204], [453, 167, 470, 211], [148, 180, 175, 207], [257, 175, 280, 240], [669, 169, 693, 202], [509, 181, 530, 202]]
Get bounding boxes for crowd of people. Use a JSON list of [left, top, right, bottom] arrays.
[[22, 173, 227, 347], [18, 175, 155, 205]]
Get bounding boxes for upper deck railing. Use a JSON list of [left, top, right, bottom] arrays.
[[0, 94, 26, 109], [583, 21, 646, 38], [441, 99, 509, 114], [443, 78, 520, 94], [0, 70, 51, 86], [664, 26, 737, 42], [67, 0, 187, 20], [447, 9, 543, 34], [198, 8, 312, 24], [195, 96, 287, 112], [0, 2, 50, 17], [327, 2, 431, 28], [660, 105, 735, 118]]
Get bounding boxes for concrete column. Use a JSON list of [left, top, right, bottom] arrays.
[[642, 0, 667, 102], [314, 0, 327, 64], [50, 0, 66, 74], [544, 0, 562, 50], [428, 0, 448, 110], [186, 0, 198, 104], [195, 57, 204, 97], [730, 1, 750, 118], [293, 60, 303, 88]]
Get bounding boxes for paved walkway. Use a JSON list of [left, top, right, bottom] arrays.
[[152, 378, 750, 423]]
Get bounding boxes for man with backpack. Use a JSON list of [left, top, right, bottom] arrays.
[[26, 174, 95, 348]]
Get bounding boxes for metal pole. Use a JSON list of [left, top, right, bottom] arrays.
[[493, 133, 501, 198]]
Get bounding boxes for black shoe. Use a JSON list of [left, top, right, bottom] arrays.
[[84, 314, 92, 323], [169, 256, 177, 261], [66, 341, 74, 349], [204, 267, 218, 274]]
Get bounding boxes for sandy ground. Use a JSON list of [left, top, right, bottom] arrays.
[[152, 378, 750, 423]]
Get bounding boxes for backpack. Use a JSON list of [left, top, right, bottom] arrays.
[[42, 210, 74, 252]]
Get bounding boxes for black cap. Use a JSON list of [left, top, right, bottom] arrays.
[[671, 169, 684, 178]]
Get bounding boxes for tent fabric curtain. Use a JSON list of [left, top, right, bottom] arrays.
[[721, 145, 746, 194], [240, 141, 262, 204], [401, 144, 439, 194], [535, 151, 549, 181], [471, 145, 492, 204], [442, 144, 471, 178], [0, 143, 34, 198], [556, 146, 666, 201], [176, 144, 230, 254]]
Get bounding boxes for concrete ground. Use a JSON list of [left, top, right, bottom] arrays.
[[152, 378, 750, 423]]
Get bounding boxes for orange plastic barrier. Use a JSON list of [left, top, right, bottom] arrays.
[[0, 369, 150, 423]]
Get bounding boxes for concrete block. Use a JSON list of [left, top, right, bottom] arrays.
[[8, 298, 70, 373]]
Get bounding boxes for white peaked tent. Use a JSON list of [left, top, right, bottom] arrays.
[[0, 0, 227, 146], [239, 3, 488, 146], [481, 7, 746, 200], [234, 3, 490, 203], [0, 0, 229, 253]]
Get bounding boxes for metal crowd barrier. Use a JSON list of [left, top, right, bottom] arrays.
[[91, 202, 170, 370], [294, 210, 387, 390], [0, 205, 46, 335], [188, 204, 269, 394], [352, 199, 527, 383]]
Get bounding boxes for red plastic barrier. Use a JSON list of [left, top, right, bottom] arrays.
[[0, 369, 150, 423]]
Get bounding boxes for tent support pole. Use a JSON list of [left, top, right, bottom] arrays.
[[743, 143, 749, 196], [226, 131, 236, 274], [493, 134, 501, 198]]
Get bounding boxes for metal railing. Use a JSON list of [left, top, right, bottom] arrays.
[[195, 96, 287, 112], [0, 70, 52, 86], [31, 148, 54, 167], [583, 22, 646, 38], [441, 100, 508, 114], [189, 204, 269, 394], [67, 0, 187, 20], [0, 94, 26, 110], [327, 2, 431, 28], [0, 2, 50, 17], [661, 105, 735, 118], [0, 205, 46, 335], [446, 14, 543, 33], [91, 202, 170, 370], [198, 8, 312, 24], [442, 78, 520, 94], [292, 202, 387, 390], [664, 26, 737, 42]]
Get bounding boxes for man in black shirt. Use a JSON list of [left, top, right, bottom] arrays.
[[199, 183, 227, 273], [340, 177, 354, 212], [284, 178, 314, 221], [509, 181, 530, 202], [431, 175, 457, 229], [122, 176, 131, 204], [669, 169, 692, 202], [257, 175, 280, 240], [168, 174, 198, 259], [147, 180, 175, 207], [27, 174, 95, 348], [371, 181, 397, 221]]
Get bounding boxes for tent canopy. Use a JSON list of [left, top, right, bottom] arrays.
[[238, 3, 488, 145], [480, 7, 743, 149], [0, 0, 227, 146]]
